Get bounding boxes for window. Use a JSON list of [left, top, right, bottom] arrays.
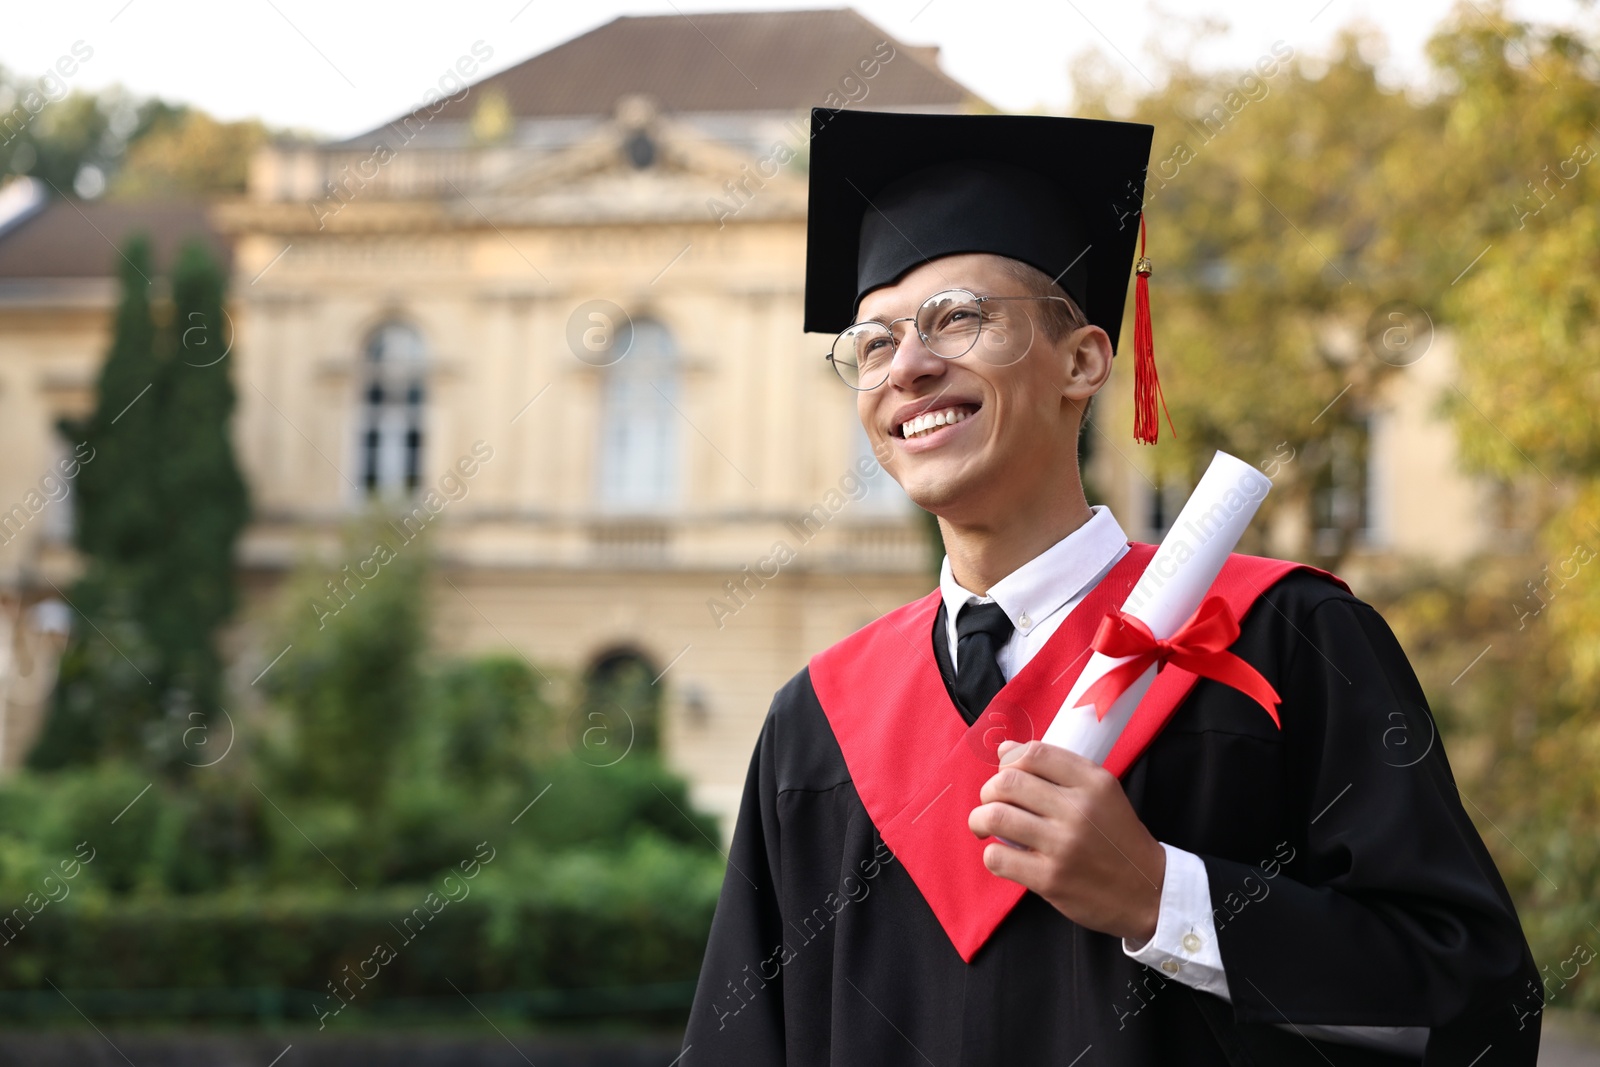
[[41, 433, 78, 544], [1313, 414, 1373, 555], [597, 318, 679, 512], [359, 322, 427, 496], [582, 647, 661, 757]]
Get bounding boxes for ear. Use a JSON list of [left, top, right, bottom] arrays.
[[1059, 324, 1114, 402]]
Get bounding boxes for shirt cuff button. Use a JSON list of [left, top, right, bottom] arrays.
[[1160, 959, 1180, 976], [1181, 933, 1202, 953]]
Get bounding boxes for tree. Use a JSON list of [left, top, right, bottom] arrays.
[[1073, 31, 1444, 569], [29, 238, 250, 770], [144, 241, 250, 760], [259, 511, 430, 808], [1067, 4, 1600, 1007], [31, 236, 166, 767], [110, 110, 269, 197], [0, 69, 279, 198], [1422, 2, 1600, 1010], [426, 655, 555, 784]]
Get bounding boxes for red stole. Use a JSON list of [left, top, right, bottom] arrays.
[[808, 543, 1345, 963]]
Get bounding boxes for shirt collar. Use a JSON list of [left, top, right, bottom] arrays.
[[938, 504, 1129, 636]]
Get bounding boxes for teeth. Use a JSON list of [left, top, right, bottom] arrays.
[[901, 407, 971, 440]]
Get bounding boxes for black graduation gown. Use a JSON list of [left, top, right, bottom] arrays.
[[681, 570, 1541, 1066]]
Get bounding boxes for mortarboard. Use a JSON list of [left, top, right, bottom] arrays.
[[803, 108, 1173, 444]]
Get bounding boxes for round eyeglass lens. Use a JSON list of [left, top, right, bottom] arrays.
[[831, 321, 895, 390], [830, 289, 1040, 389], [918, 289, 1033, 368], [915, 290, 983, 358]]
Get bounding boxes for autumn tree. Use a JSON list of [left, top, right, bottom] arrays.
[[1423, 2, 1600, 1009], [1072, 31, 1449, 569], [1069, 4, 1600, 1007]]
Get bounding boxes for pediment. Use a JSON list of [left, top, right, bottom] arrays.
[[449, 108, 807, 226]]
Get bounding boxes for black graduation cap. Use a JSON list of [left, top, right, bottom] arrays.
[[804, 108, 1173, 443]]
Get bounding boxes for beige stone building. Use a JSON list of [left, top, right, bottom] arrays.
[[0, 9, 1518, 831]]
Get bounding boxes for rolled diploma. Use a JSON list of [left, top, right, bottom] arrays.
[[1039, 450, 1272, 764]]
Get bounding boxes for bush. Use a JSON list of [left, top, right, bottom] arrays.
[[0, 512, 730, 1025], [0, 836, 721, 1026]]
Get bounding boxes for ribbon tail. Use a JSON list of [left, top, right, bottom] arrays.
[[1074, 656, 1154, 721], [1179, 650, 1282, 727]]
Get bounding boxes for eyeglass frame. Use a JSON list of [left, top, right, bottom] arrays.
[[823, 288, 1083, 391]]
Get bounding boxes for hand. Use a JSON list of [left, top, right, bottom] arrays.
[[968, 740, 1166, 944]]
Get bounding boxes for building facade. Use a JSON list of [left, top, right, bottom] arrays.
[[0, 10, 1516, 832]]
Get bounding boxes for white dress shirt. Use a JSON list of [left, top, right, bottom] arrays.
[[937, 505, 1429, 1058]]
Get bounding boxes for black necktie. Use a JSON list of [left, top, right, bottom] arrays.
[[953, 601, 1015, 718]]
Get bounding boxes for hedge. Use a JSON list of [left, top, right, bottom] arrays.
[[0, 837, 722, 1026]]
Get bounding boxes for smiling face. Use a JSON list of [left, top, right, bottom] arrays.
[[853, 252, 1113, 527]]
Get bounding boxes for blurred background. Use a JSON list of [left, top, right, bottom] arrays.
[[0, 0, 1597, 1062]]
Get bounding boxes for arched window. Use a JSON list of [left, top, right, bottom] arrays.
[[597, 318, 679, 512], [582, 647, 662, 757], [359, 322, 427, 496]]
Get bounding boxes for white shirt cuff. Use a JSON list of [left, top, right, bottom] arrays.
[[1122, 844, 1431, 1058], [1122, 842, 1230, 999]]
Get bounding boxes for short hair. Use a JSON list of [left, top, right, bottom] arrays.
[[994, 257, 1088, 341], [996, 256, 1099, 431]]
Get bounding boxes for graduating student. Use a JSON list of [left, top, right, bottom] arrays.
[[681, 108, 1540, 1066]]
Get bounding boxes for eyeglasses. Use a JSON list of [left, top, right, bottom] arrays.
[[825, 288, 1078, 391]]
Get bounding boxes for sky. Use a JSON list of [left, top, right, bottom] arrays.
[[1, 0, 1594, 139]]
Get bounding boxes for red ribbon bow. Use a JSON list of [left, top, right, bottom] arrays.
[[1073, 595, 1282, 727]]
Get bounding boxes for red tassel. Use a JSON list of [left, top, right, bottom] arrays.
[[1132, 214, 1175, 445]]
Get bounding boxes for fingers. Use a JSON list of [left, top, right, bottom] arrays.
[[972, 741, 1136, 859], [973, 742, 1165, 940], [968, 799, 1053, 850], [979, 744, 1114, 823], [979, 759, 1062, 815], [981, 837, 1052, 887], [997, 740, 1104, 789]]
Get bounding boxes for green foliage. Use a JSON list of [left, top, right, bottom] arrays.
[[28, 577, 163, 769], [4, 89, 112, 192], [258, 513, 429, 809], [148, 242, 250, 713], [1082, 33, 1436, 568], [582, 654, 662, 757], [30, 238, 249, 772], [1078, 1, 1600, 1010], [31, 238, 165, 768], [514, 757, 720, 854], [424, 655, 558, 785], [66, 236, 162, 572], [1422, 3, 1600, 1013], [0, 68, 276, 196], [0, 524, 724, 1020], [13, 0, 1599, 1026], [110, 109, 270, 197], [0, 837, 719, 1024]]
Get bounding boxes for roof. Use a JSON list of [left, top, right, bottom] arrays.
[[0, 195, 228, 280], [375, 8, 974, 130]]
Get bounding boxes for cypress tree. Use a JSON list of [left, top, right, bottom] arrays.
[[32, 235, 165, 767], [30, 236, 249, 770], [146, 240, 250, 756]]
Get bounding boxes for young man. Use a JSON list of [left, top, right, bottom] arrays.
[[681, 109, 1540, 1066]]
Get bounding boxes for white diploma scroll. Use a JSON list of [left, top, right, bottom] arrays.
[[1040, 450, 1272, 764]]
